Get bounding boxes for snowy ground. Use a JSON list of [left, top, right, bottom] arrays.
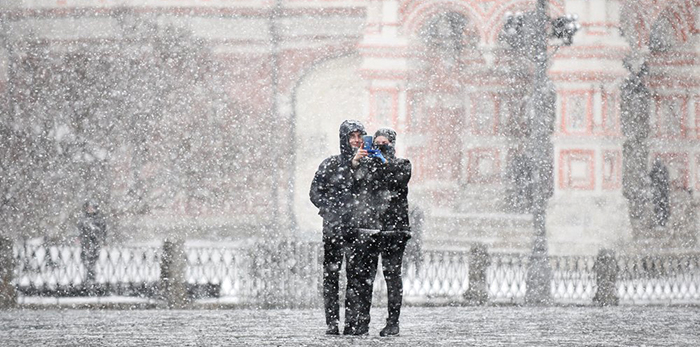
[[1, 306, 699, 346]]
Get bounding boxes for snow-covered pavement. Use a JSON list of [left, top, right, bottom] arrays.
[[1, 306, 699, 346]]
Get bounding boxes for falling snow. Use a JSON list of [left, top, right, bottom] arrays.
[[0, 0, 698, 343]]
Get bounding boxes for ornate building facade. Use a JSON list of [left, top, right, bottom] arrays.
[[1, 0, 698, 254]]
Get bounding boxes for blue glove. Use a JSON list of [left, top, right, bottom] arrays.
[[362, 135, 387, 163], [367, 148, 387, 163]]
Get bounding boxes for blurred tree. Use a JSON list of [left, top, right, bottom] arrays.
[[1, 12, 258, 240], [620, 62, 652, 235], [504, 153, 533, 213]]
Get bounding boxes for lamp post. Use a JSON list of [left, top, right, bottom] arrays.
[[501, 0, 580, 305]]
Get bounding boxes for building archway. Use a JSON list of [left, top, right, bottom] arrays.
[[292, 54, 368, 233]]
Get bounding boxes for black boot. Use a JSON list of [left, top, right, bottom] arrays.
[[342, 323, 354, 335], [379, 322, 399, 337], [352, 325, 369, 336], [343, 325, 368, 336], [326, 323, 339, 335]]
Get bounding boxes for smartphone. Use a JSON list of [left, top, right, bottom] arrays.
[[362, 135, 373, 151]]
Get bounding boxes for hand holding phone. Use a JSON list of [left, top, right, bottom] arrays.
[[362, 135, 387, 163], [363, 135, 374, 151]]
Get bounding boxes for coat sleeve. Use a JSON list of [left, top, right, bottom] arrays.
[[309, 158, 333, 215], [386, 158, 411, 190]]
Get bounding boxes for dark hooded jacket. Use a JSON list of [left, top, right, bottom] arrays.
[[310, 120, 367, 232], [352, 128, 412, 231]]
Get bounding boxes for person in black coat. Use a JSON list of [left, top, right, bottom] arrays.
[[309, 119, 366, 335], [77, 199, 107, 285], [343, 127, 412, 336], [373, 128, 412, 337]]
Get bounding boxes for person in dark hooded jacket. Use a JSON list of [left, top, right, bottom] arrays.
[[309, 119, 366, 335], [343, 127, 411, 336]]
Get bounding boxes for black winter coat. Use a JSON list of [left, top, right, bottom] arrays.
[[309, 120, 366, 232], [352, 156, 411, 232], [310, 155, 355, 228], [381, 157, 411, 231]]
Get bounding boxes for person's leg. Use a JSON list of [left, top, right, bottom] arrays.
[[343, 232, 361, 334], [323, 232, 343, 334], [380, 232, 408, 336], [358, 235, 379, 331], [344, 231, 379, 335]]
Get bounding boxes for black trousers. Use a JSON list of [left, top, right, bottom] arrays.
[[323, 232, 346, 326], [378, 232, 409, 325], [344, 231, 410, 331], [344, 230, 380, 332]]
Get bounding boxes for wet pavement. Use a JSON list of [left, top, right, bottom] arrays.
[[1, 306, 699, 346]]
